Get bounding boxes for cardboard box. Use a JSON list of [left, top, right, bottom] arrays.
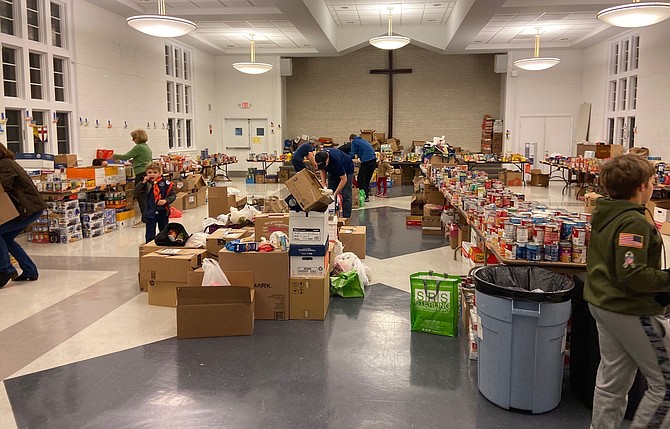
[[576, 144, 598, 158], [328, 215, 339, 241], [207, 186, 237, 217], [147, 267, 205, 307], [360, 129, 375, 142], [177, 286, 255, 339], [529, 169, 549, 187], [422, 216, 442, 235], [218, 250, 289, 320], [254, 213, 290, 241], [338, 226, 366, 259], [0, 184, 19, 226], [184, 193, 198, 210], [173, 192, 187, 211], [289, 210, 329, 245], [254, 173, 266, 184], [584, 192, 604, 213], [425, 190, 445, 206], [54, 154, 78, 168], [115, 209, 135, 222], [141, 249, 208, 283], [289, 275, 330, 320], [284, 169, 333, 212], [66, 167, 106, 186], [653, 200, 670, 228], [205, 228, 249, 256], [289, 239, 329, 278], [500, 170, 523, 186], [423, 204, 443, 217], [196, 187, 207, 207], [595, 144, 624, 159], [411, 195, 424, 215]]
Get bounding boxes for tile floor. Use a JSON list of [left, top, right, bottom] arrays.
[[0, 179, 643, 428]]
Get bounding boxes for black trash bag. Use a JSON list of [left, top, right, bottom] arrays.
[[472, 265, 574, 303], [154, 222, 190, 246]]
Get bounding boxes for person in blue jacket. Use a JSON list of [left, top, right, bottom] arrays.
[[349, 134, 377, 202], [291, 139, 317, 173], [135, 162, 177, 243], [315, 149, 354, 218]]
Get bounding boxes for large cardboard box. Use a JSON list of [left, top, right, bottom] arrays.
[[0, 184, 19, 226], [338, 226, 366, 259], [289, 240, 329, 278], [147, 267, 204, 307], [207, 186, 242, 217], [184, 193, 198, 210], [254, 213, 290, 241], [177, 286, 255, 339], [218, 250, 290, 320], [423, 204, 443, 218], [595, 144, 624, 159], [422, 216, 443, 235], [54, 154, 78, 168], [141, 249, 207, 283], [425, 190, 445, 206], [576, 143, 598, 158], [529, 169, 549, 187], [205, 228, 249, 257], [66, 167, 106, 187], [500, 170, 523, 186], [653, 200, 670, 228], [284, 169, 333, 212], [360, 129, 375, 142], [411, 195, 424, 215], [289, 275, 330, 320], [173, 192, 187, 211], [289, 210, 329, 245], [196, 187, 207, 207]]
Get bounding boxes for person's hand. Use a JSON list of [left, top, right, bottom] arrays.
[[142, 176, 149, 183], [157, 199, 167, 206]]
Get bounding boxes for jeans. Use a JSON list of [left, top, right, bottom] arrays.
[[134, 172, 148, 223], [145, 211, 169, 243], [357, 159, 376, 198], [328, 173, 354, 218], [0, 211, 43, 276]]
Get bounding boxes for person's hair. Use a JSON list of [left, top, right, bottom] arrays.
[[600, 154, 655, 200], [131, 129, 148, 144], [314, 151, 328, 170], [92, 158, 105, 166], [349, 134, 357, 141], [0, 143, 15, 160], [145, 161, 162, 172]]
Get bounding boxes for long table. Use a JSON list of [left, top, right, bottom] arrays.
[[460, 160, 528, 173], [539, 161, 600, 197]]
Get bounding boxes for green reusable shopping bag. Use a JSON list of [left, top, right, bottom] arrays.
[[410, 271, 461, 337], [359, 189, 366, 208], [330, 270, 365, 298]]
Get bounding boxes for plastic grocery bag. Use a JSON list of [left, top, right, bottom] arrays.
[[333, 252, 371, 286], [202, 258, 231, 286], [330, 270, 364, 298], [410, 271, 461, 337], [185, 232, 207, 248], [168, 206, 182, 218]]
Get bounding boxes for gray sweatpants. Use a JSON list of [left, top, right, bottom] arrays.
[[589, 304, 670, 429]]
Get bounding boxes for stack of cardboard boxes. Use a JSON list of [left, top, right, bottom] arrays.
[[173, 174, 208, 212], [206, 185, 247, 218]]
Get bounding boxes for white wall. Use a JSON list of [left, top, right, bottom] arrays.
[[503, 49, 584, 156], [73, 2, 217, 164]]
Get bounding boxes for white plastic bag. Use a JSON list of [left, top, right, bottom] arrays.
[[227, 187, 241, 196], [333, 252, 372, 287], [230, 204, 261, 224], [201, 258, 230, 286], [185, 232, 207, 248]]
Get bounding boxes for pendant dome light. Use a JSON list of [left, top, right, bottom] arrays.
[[127, 0, 196, 38], [233, 34, 273, 75], [513, 28, 560, 71], [597, 1, 670, 27], [369, 7, 410, 50]]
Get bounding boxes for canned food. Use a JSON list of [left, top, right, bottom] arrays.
[[544, 244, 559, 262], [572, 227, 587, 246], [516, 242, 527, 260], [579, 212, 592, 222], [504, 220, 516, 240], [526, 242, 542, 262], [504, 240, 517, 260], [544, 223, 561, 245], [533, 224, 546, 244], [559, 241, 573, 263], [572, 245, 587, 264], [561, 221, 576, 241], [516, 225, 529, 243]]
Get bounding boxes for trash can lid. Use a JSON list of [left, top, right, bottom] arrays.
[[472, 265, 574, 303]]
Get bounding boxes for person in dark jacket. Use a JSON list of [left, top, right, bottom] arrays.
[[348, 134, 376, 202], [585, 154, 670, 429], [315, 149, 354, 218], [291, 139, 317, 173], [135, 162, 176, 243], [0, 144, 46, 287]]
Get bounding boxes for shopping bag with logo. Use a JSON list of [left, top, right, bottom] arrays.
[[330, 270, 364, 298], [410, 271, 461, 337]]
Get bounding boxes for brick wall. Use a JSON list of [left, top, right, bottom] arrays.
[[285, 45, 500, 151]]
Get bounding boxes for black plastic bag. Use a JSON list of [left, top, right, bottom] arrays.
[[155, 222, 190, 246], [472, 265, 574, 303]]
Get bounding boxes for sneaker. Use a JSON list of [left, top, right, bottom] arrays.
[[376, 193, 383, 197], [132, 220, 145, 228], [381, 194, 388, 198], [364, 197, 370, 202]]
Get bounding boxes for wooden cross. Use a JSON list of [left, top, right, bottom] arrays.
[[370, 50, 412, 139]]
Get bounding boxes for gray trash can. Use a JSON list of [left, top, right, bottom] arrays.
[[472, 266, 574, 414]]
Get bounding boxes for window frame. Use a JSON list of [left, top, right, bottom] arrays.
[[165, 41, 195, 152], [605, 33, 638, 150]]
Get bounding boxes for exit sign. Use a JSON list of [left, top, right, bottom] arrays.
[[240, 101, 251, 109]]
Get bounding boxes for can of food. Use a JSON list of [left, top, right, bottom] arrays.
[[559, 241, 573, 263], [516, 242, 527, 260], [580, 212, 592, 222], [526, 242, 542, 262], [516, 225, 529, 243], [572, 227, 587, 246], [544, 223, 561, 245], [533, 224, 545, 244], [504, 239, 517, 260], [572, 245, 587, 264], [544, 243, 559, 262], [561, 221, 576, 241], [504, 220, 516, 240]]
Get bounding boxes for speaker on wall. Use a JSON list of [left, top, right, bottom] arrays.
[[280, 58, 292, 76], [494, 54, 508, 74]]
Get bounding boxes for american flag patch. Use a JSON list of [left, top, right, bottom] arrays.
[[618, 233, 643, 248]]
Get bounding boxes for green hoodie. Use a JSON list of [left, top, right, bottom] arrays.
[[584, 197, 670, 315]]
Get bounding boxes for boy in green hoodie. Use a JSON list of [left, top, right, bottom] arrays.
[[585, 154, 670, 429]]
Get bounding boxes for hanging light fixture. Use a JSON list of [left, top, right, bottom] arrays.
[[369, 7, 410, 50], [513, 28, 560, 71], [597, 1, 670, 27], [127, 0, 196, 37], [233, 34, 273, 75]]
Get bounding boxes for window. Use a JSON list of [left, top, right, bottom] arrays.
[[606, 34, 638, 149], [166, 42, 194, 151], [0, 0, 14, 35], [3, 46, 18, 97], [53, 57, 65, 101], [5, 109, 22, 153], [55, 111, 69, 153], [26, 0, 40, 42], [50, 2, 62, 47], [29, 52, 43, 99], [32, 110, 46, 152]]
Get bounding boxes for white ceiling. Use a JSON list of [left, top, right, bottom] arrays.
[[87, 0, 635, 56]]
